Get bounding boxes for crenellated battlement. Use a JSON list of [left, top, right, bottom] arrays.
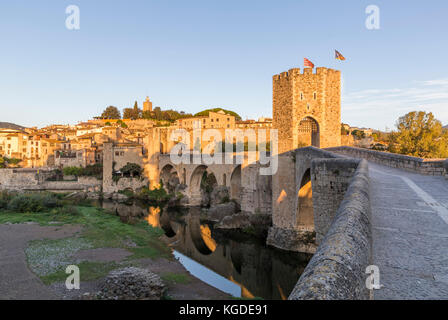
[[273, 67, 340, 82]]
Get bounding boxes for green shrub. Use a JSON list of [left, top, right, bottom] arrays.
[[0, 191, 14, 209], [118, 189, 134, 198], [119, 162, 142, 177], [62, 164, 102, 178], [6, 193, 62, 213], [136, 186, 170, 203]]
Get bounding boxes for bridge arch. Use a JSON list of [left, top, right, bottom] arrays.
[[298, 116, 320, 148], [160, 164, 180, 193], [230, 165, 242, 204], [296, 168, 314, 230], [160, 209, 176, 238], [188, 212, 217, 255]]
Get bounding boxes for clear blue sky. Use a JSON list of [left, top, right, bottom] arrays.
[[1, 0, 447, 130]]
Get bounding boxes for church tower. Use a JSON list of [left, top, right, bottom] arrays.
[[143, 96, 153, 113]]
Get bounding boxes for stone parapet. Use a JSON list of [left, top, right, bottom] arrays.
[[327, 146, 447, 176], [289, 160, 371, 300]]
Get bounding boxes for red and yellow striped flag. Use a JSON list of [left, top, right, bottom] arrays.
[[304, 58, 314, 68], [335, 50, 346, 61]]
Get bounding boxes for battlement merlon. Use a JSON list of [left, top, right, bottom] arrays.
[[273, 67, 341, 81]]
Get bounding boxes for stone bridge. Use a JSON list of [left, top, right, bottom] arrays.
[[268, 146, 448, 300], [156, 153, 272, 214]]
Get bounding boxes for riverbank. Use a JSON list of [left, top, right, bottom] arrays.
[[0, 199, 230, 300]]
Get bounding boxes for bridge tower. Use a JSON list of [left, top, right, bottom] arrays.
[[273, 67, 341, 153], [269, 67, 342, 253]]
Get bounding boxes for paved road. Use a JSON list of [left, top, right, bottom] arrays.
[[0, 223, 82, 300], [369, 162, 448, 299]]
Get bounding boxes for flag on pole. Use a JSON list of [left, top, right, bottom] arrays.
[[304, 58, 314, 68], [335, 50, 346, 61]]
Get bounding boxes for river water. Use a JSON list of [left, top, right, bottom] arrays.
[[100, 201, 311, 300]]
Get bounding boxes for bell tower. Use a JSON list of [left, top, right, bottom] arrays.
[[143, 96, 153, 113]]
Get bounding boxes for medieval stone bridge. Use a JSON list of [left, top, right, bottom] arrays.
[[153, 146, 448, 299], [275, 146, 448, 300], [140, 66, 448, 299], [157, 153, 272, 213]]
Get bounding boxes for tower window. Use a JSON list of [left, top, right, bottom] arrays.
[[313, 92, 317, 100], [300, 92, 304, 100]]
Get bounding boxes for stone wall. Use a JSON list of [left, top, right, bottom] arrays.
[[268, 147, 359, 253], [327, 146, 447, 176], [103, 177, 148, 194], [0, 168, 101, 192], [312, 158, 360, 243], [289, 160, 372, 300]]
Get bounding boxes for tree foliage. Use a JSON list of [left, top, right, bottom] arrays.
[[0, 156, 21, 168], [123, 101, 142, 120], [119, 162, 143, 177], [142, 106, 192, 122], [351, 129, 366, 140], [101, 106, 121, 119], [62, 164, 102, 178], [388, 111, 448, 158], [194, 108, 242, 121]]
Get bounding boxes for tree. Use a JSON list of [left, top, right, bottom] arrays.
[[351, 130, 366, 140], [133, 101, 141, 119], [101, 106, 121, 119], [120, 162, 143, 177], [123, 101, 142, 120], [122, 108, 134, 119], [194, 108, 242, 121], [0, 157, 6, 169], [388, 111, 448, 158]]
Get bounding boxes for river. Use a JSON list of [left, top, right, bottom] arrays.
[[100, 200, 311, 300]]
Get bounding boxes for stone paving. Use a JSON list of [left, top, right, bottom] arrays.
[[369, 162, 448, 299]]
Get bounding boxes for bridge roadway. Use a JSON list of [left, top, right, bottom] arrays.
[[369, 162, 448, 299]]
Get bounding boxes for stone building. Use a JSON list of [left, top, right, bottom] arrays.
[[175, 111, 236, 130], [143, 96, 153, 113], [273, 67, 341, 153]]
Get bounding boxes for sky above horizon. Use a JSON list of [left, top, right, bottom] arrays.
[[0, 0, 447, 130]]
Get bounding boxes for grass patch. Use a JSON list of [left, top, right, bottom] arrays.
[[0, 196, 174, 284], [1, 206, 170, 259], [161, 272, 191, 284], [40, 261, 118, 285]]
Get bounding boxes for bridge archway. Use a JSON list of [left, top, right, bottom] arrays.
[[298, 116, 320, 148], [230, 165, 242, 204], [296, 168, 314, 230], [160, 164, 180, 193], [160, 209, 176, 238], [188, 211, 217, 255]]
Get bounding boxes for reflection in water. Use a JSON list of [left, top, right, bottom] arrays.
[[200, 225, 217, 253], [103, 201, 311, 300], [173, 251, 241, 297], [146, 207, 161, 228]]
